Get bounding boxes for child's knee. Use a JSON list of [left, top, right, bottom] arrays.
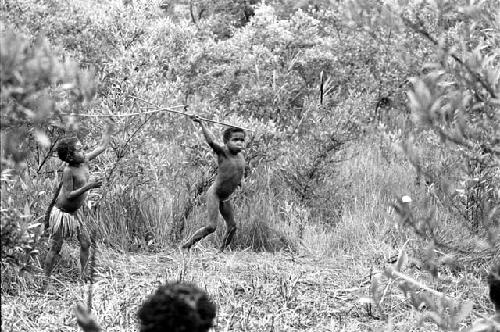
[[50, 238, 64, 253], [78, 230, 91, 250], [79, 237, 91, 250]]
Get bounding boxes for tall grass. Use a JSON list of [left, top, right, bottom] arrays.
[[1, 161, 60, 294], [88, 184, 174, 251], [182, 166, 300, 252], [297, 136, 415, 257], [0, 129, 479, 280]]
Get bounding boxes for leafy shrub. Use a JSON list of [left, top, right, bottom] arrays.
[[1, 28, 96, 291], [347, 0, 500, 329]]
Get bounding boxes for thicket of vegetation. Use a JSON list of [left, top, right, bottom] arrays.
[[1, 0, 498, 331]]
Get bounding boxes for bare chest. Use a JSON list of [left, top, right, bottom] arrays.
[[70, 165, 90, 189], [218, 154, 245, 176]]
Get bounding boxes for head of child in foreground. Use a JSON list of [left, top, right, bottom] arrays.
[[488, 263, 500, 312], [222, 127, 245, 153], [138, 282, 216, 332], [56, 137, 85, 164]]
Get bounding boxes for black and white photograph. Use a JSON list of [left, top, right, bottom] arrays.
[[1, 0, 499, 331]]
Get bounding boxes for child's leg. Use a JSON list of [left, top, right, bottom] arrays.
[[219, 200, 236, 251], [181, 186, 219, 249], [77, 227, 91, 277], [44, 235, 64, 277]]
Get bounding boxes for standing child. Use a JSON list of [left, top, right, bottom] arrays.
[[182, 115, 246, 251], [44, 124, 112, 278]]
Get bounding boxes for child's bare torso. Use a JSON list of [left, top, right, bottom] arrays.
[[56, 163, 90, 213], [214, 149, 245, 200]]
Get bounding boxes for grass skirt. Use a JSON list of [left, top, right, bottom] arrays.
[[48, 206, 85, 238]]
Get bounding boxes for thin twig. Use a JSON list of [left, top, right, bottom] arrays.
[[87, 230, 97, 313], [401, 16, 497, 99], [104, 112, 156, 184], [37, 136, 61, 174], [44, 178, 63, 231], [384, 266, 452, 299]]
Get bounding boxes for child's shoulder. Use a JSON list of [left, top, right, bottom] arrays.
[[64, 161, 88, 172], [217, 146, 229, 157]]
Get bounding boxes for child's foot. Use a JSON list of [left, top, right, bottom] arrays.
[[219, 245, 232, 253], [75, 303, 101, 332], [41, 278, 56, 294], [80, 271, 91, 283], [180, 241, 192, 250]]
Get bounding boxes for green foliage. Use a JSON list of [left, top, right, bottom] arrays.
[[0, 30, 96, 165], [347, 0, 499, 330], [0, 26, 100, 294], [161, 0, 258, 39], [1, 207, 42, 265], [401, 0, 500, 237], [0, 171, 53, 294]]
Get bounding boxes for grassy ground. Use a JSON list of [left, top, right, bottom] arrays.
[[1, 240, 492, 332]]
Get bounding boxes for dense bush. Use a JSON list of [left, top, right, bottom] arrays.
[[346, 0, 499, 330], [0, 27, 98, 292]]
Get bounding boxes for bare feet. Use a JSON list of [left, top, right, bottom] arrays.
[[41, 278, 55, 294], [180, 240, 192, 250], [75, 303, 101, 332]]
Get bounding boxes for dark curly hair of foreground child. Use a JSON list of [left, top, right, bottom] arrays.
[[75, 282, 216, 332], [138, 282, 216, 332]]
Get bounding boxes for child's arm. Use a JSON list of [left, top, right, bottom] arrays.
[[63, 168, 102, 199], [190, 115, 225, 154], [86, 122, 113, 161]]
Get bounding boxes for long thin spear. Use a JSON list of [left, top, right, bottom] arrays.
[[128, 95, 253, 131], [65, 96, 252, 131], [67, 104, 186, 118]]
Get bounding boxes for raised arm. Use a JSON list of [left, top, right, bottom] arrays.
[[85, 122, 113, 161], [191, 115, 225, 154], [62, 168, 101, 199]]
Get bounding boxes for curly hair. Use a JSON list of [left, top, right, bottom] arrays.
[[488, 263, 500, 311], [222, 127, 245, 144], [56, 137, 79, 163], [138, 282, 216, 332]]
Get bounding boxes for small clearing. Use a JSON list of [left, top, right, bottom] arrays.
[[1, 244, 486, 331]]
